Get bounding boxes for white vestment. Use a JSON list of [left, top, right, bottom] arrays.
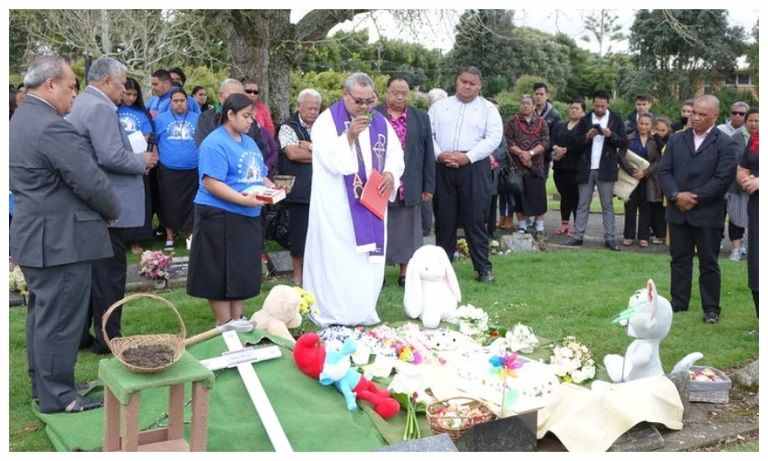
[[303, 108, 405, 327]]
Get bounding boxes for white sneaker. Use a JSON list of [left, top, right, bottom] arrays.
[[729, 249, 741, 262]]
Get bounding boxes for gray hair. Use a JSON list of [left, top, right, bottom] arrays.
[[343, 72, 374, 93], [520, 94, 534, 104], [87, 57, 127, 83], [219, 78, 242, 93], [427, 88, 448, 107], [731, 101, 750, 112], [23, 55, 68, 89], [695, 94, 720, 113], [297, 88, 322, 105]]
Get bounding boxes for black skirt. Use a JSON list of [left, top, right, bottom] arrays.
[[287, 203, 310, 258], [521, 174, 548, 216], [157, 164, 198, 233], [187, 204, 263, 300]]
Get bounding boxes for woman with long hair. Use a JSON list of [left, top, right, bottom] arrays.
[[187, 93, 276, 326], [550, 98, 586, 236]]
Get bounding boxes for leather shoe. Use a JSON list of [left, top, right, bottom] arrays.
[[397, 275, 406, 288], [605, 240, 620, 251], [63, 396, 103, 413], [564, 238, 583, 246], [703, 312, 720, 324], [477, 272, 495, 283]]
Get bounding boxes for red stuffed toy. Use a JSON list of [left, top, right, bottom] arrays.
[[293, 332, 400, 419]]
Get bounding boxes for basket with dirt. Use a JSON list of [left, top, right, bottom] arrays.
[[102, 293, 186, 374], [426, 397, 496, 441]]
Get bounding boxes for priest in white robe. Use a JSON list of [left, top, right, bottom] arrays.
[[303, 72, 405, 327]]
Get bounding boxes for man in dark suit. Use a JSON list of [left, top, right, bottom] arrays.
[[658, 95, 737, 324], [67, 57, 158, 354], [10, 56, 120, 413], [375, 75, 435, 286], [565, 90, 629, 250]]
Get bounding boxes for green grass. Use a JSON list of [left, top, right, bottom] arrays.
[[9, 250, 757, 451]]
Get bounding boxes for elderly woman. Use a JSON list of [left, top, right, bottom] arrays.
[[277, 88, 322, 285], [504, 94, 550, 239], [622, 112, 655, 247]]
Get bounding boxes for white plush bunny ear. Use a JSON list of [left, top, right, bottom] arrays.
[[442, 248, 461, 303], [403, 249, 423, 319], [647, 279, 657, 319]]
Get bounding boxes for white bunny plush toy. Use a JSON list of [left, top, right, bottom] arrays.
[[403, 245, 461, 329], [604, 279, 702, 382]]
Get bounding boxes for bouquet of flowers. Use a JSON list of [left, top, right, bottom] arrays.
[[138, 250, 173, 281], [9, 263, 28, 297], [549, 336, 596, 384], [449, 304, 489, 338], [456, 238, 470, 258], [292, 287, 320, 335], [505, 323, 540, 353], [489, 239, 510, 256]]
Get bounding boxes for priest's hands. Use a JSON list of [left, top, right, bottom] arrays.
[[674, 192, 698, 212], [379, 172, 395, 196], [347, 115, 370, 144]]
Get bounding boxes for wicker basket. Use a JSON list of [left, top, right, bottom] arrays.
[[426, 397, 496, 441], [102, 293, 186, 374]]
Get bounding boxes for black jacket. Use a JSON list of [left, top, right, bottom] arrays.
[[374, 105, 435, 206], [195, 109, 266, 155], [277, 112, 312, 204], [574, 111, 629, 184], [550, 119, 585, 173], [657, 127, 738, 227]]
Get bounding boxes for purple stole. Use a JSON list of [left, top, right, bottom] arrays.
[[329, 100, 388, 258]]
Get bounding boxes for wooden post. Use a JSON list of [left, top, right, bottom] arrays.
[[189, 383, 209, 451], [103, 388, 121, 451], [167, 383, 185, 440], [121, 393, 140, 451]]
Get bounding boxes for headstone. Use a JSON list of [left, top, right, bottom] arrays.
[[501, 233, 539, 253], [607, 422, 665, 452], [733, 360, 759, 388], [454, 410, 538, 451], [266, 251, 293, 275], [378, 433, 458, 452], [667, 370, 691, 420]]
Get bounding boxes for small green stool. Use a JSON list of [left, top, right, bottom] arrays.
[[99, 351, 215, 451]]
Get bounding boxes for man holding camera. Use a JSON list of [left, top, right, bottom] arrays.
[[565, 90, 628, 250]]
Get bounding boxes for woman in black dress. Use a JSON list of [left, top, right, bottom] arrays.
[[550, 98, 586, 236], [737, 108, 759, 316]]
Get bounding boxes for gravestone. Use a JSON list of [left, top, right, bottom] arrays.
[[734, 360, 759, 388], [501, 233, 539, 253], [266, 251, 293, 275], [454, 410, 538, 451], [378, 433, 458, 452], [607, 422, 665, 452]]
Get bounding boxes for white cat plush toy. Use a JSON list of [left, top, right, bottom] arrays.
[[403, 245, 461, 329], [604, 279, 702, 382]]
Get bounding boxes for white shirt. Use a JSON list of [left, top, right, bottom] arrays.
[[428, 95, 503, 163], [693, 125, 714, 151], [590, 110, 610, 170]]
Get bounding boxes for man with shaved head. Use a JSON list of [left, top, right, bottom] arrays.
[[658, 94, 738, 324], [194, 78, 266, 152]]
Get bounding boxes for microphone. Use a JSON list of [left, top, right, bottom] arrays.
[[146, 133, 156, 152]]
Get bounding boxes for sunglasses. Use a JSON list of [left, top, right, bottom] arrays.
[[349, 95, 376, 106], [245, 89, 259, 95], [732, 111, 746, 116]]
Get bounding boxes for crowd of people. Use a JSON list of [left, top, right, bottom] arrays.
[[8, 55, 758, 414]]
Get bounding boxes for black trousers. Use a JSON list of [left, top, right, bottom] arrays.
[[553, 169, 579, 222], [487, 193, 498, 237], [668, 222, 722, 314], [434, 159, 492, 275], [624, 182, 651, 241], [83, 227, 129, 349], [649, 202, 666, 239], [22, 262, 91, 412]]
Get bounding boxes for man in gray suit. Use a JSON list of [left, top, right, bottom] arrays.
[[10, 56, 120, 413], [67, 57, 158, 354]]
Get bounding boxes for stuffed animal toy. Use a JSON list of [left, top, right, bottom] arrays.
[[403, 245, 461, 329], [604, 279, 702, 382], [293, 332, 400, 419], [250, 285, 302, 343]]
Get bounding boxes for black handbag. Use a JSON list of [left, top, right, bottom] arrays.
[[498, 165, 524, 195], [262, 203, 292, 251]]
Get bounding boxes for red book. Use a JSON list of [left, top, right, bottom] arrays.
[[359, 170, 388, 220]]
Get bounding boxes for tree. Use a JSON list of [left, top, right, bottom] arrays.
[[448, 10, 571, 96], [629, 9, 747, 100], [746, 20, 759, 91], [581, 10, 626, 57]]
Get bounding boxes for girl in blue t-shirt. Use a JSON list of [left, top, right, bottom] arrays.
[[187, 93, 277, 326], [118, 77, 156, 254], [155, 88, 201, 248]]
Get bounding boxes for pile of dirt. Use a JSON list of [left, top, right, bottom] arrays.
[[122, 344, 175, 369]]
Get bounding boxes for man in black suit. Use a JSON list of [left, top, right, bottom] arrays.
[[657, 95, 737, 324], [10, 56, 120, 412], [375, 75, 435, 286], [565, 90, 629, 250]]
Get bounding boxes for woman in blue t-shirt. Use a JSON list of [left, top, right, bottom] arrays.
[[187, 93, 277, 326], [155, 88, 201, 248], [118, 77, 156, 254]]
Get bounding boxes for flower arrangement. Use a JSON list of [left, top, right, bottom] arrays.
[[449, 304, 489, 338], [292, 287, 320, 335], [9, 264, 28, 297], [456, 238, 470, 258], [505, 323, 540, 353], [138, 250, 173, 281], [549, 336, 596, 384], [489, 352, 524, 379], [489, 239, 510, 256]]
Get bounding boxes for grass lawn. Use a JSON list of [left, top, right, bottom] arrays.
[[9, 249, 758, 451]]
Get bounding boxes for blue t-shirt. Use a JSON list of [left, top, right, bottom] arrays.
[[194, 126, 268, 217], [117, 105, 153, 137], [147, 92, 201, 117], [155, 110, 200, 170]]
